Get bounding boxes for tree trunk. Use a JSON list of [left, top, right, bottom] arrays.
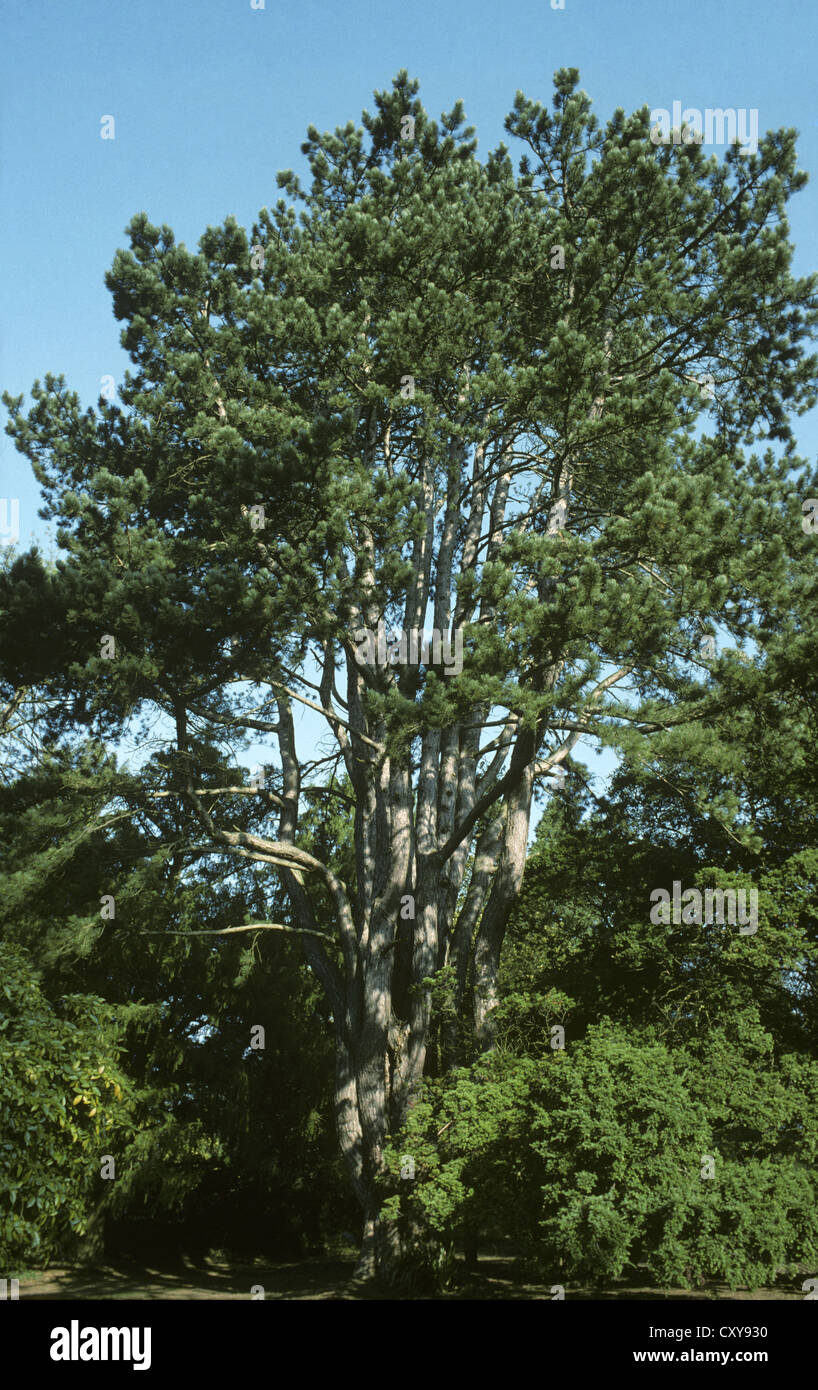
[[75, 1196, 107, 1266], [352, 1205, 377, 1284]]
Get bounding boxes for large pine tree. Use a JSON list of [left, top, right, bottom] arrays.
[[3, 69, 817, 1284]]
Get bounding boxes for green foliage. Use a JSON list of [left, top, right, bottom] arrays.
[[382, 1053, 539, 1267], [388, 709, 818, 1289], [387, 1018, 818, 1289], [2, 68, 818, 1290], [0, 729, 351, 1264], [531, 1018, 818, 1287], [0, 941, 135, 1269]]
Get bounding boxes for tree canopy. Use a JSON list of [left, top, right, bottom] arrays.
[[2, 68, 817, 1288]]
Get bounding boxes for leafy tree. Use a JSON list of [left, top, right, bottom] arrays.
[[0, 734, 348, 1264], [3, 68, 817, 1285], [0, 939, 135, 1269], [388, 688, 818, 1289]]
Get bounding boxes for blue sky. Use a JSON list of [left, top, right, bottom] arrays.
[[2, 0, 817, 538], [1, 0, 816, 794]]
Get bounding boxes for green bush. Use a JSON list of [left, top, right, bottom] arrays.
[[0, 941, 134, 1270], [389, 1015, 818, 1289]]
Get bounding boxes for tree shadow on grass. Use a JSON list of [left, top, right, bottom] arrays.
[[18, 1253, 802, 1301]]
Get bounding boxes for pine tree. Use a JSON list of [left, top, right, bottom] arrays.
[[3, 69, 817, 1285]]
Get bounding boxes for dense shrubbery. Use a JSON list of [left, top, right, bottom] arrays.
[[0, 940, 134, 1266], [382, 744, 818, 1291], [0, 749, 352, 1272], [386, 1014, 818, 1289]]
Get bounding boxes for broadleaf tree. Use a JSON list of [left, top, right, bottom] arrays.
[[3, 68, 817, 1284]]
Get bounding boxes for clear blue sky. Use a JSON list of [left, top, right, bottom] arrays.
[[1, 0, 816, 798], [2, 0, 817, 537]]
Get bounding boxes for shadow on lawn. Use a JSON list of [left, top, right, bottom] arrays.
[[17, 1252, 801, 1301]]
